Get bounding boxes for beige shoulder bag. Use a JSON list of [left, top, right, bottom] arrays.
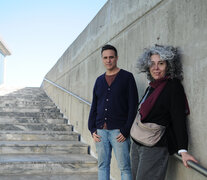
[[130, 112, 166, 147]]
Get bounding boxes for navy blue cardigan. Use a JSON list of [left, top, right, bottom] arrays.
[[88, 69, 139, 138]]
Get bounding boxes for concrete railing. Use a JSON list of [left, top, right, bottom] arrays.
[[43, 77, 207, 178]]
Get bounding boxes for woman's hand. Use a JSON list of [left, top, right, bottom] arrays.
[[180, 152, 198, 168]]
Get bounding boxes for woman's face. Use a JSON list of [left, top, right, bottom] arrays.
[[149, 54, 167, 80]]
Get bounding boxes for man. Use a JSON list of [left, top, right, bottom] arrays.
[[88, 44, 138, 180]]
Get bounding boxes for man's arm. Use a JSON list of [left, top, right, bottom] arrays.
[[120, 73, 139, 138], [88, 82, 98, 135]]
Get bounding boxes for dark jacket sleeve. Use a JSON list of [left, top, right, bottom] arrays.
[[120, 73, 139, 137], [88, 81, 98, 135], [169, 79, 188, 152]]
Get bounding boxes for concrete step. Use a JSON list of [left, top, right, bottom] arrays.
[[0, 107, 60, 113], [0, 98, 53, 106], [0, 173, 98, 180], [0, 154, 97, 175], [1, 88, 46, 94], [0, 131, 79, 141], [0, 86, 43, 93], [0, 99, 55, 107], [0, 88, 48, 95], [0, 95, 52, 101], [0, 86, 33, 94], [0, 141, 89, 154], [0, 112, 63, 119], [0, 123, 72, 131], [0, 86, 98, 177], [0, 117, 67, 124]]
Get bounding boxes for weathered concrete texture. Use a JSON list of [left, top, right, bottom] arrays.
[[0, 154, 97, 174], [42, 0, 207, 179], [0, 87, 97, 178], [0, 173, 98, 180], [0, 131, 79, 141], [0, 141, 89, 154]]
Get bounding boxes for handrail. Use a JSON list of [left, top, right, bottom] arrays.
[[43, 77, 207, 177], [174, 154, 207, 177], [43, 78, 91, 106]]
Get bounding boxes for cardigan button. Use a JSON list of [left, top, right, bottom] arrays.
[[106, 99, 109, 101], [105, 108, 108, 111], [108, 88, 110, 90]]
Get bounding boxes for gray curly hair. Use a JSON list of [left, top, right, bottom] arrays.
[[137, 44, 183, 81]]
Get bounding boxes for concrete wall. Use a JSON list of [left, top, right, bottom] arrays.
[[42, 0, 207, 179]]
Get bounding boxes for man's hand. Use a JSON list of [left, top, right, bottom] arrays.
[[92, 132, 101, 142], [116, 133, 126, 142], [180, 152, 198, 168]]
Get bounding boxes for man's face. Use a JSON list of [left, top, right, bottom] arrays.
[[102, 49, 118, 71]]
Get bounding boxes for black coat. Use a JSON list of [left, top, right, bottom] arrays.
[[141, 78, 188, 154]]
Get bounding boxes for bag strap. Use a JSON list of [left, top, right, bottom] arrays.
[[138, 87, 151, 111]]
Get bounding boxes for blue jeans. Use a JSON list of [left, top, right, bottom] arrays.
[[96, 129, 132, 180]]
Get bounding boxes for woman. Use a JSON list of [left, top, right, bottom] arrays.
[[130, 45, 198, 180]]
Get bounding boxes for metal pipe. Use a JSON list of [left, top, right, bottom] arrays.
[[43, 78, 91, 106], [174, 154, 207, 177]]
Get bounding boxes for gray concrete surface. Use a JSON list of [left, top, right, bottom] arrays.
[[0, 87, 97, 178], [42, 0, 207, 179], [0, 173, 98, 180]]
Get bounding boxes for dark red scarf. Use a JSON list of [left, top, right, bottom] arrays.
[[139, 77, 190, 121]]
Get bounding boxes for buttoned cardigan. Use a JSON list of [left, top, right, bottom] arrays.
[[88, 69, 139, 138]]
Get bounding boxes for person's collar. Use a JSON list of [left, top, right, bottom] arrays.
[[105, 68, 120, 76]]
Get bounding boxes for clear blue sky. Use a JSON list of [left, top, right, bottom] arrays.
[[0, 0, 107, 87]]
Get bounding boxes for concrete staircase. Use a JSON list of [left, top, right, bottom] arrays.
[[0, 87, 97, 180]]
